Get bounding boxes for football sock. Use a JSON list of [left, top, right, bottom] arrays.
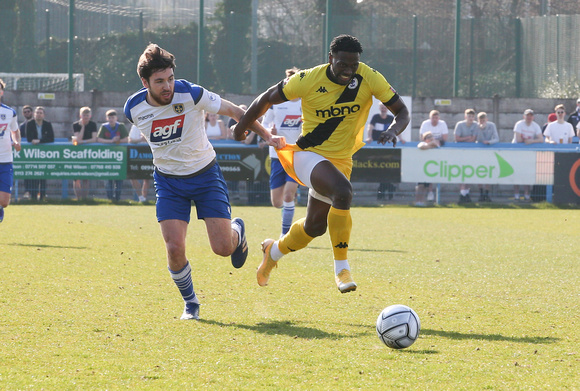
[[281, 201, 295, 235], [334, 259, 350, 276], [328, 207, 352, 262], [277, 217, 314, 255], [168, 261, 199, 304], [231, 220, 242, 246]]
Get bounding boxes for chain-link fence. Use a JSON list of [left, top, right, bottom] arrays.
[[2, 1, 580, 98]]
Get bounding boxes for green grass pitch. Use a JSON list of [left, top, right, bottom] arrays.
[[1, 204, 578, 389]]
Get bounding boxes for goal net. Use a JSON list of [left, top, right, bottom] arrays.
[[0, 73, 85, 92]]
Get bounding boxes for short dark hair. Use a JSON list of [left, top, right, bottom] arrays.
[[329, 35, 363, 55], [137, 43, 176, 81]]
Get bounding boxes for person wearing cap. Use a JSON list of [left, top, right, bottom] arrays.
[[541, 112, 557, 134], [511, 109, 543, 201], [566, 98, 580, 136]]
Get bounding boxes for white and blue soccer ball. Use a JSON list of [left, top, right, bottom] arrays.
[[376, 304, 421, 349]]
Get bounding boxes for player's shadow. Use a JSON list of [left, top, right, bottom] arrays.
[[5, 242, 89, 250], [421, 328, 559, 344], [200, 319, 366, 340], [309, 246, 406, 253]]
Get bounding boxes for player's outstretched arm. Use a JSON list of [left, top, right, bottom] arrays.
[[219, 98, 285, 150], [378, 98, 410, 147], [232, 85, 285, 142]]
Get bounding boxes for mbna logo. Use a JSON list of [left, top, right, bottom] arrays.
[[424, 152, 514, 182]]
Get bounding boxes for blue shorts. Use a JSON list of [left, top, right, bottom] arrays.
[[154, 162, 231, 223], [269, 158, 297, 190], [0, 163, 13, 193]]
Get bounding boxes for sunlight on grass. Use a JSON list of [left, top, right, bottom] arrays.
[[0, 205, 578, 389]]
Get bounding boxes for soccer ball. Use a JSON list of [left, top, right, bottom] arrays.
[[376, 304, 420, 349]]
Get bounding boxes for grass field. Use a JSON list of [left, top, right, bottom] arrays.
[[1, 204, 578, 390]]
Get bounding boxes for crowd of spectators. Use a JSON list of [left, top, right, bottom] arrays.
[[10, 100, 580, 204]]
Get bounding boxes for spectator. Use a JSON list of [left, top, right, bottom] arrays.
[[475, 112, 499, 202], [261, 67, 303, 236], [19, 105, 33, 142], [366, 103, 397, 201], [544, 104, 574, 144], [17, 105, 33, 196], [72, 106, 98, 200], [419, 109, 448, 201], [454, 108, 477, 204], [541, 113, 557, 134], [205, 112, 227, 140], [512, 109, 543, 201], [128, 124, 150, 203], [566, 98, 580, 136], [97, 109, 128, 201], [0, 78, 21, 222], [25, 107, 54, 201], [414, 131, 441, 206]]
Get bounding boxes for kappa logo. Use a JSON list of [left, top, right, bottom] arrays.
[[335, 242, 348, 249], [316, 86, 328, 93], [299, 72, 306, 80], [281, 115, 301, 129], [150, 115, 185, 142]]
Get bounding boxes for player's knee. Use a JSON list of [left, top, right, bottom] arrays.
[[271, 200, 283, 208], [211, 242, 232, 257], [165, 240, 186, 259], [332, 183, 353, 206]]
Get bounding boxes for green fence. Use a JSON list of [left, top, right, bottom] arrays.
[[1, 1, 579, 98]]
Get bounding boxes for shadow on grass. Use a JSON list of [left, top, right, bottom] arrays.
[[4, 242, 89, 250], [200, 319, 367, 340], [308, 246, 407, 254], [421, 328, 558, 344]]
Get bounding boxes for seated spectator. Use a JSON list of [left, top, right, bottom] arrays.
[[72, 106, 98, 200], [205, 112, 227, 140], [475, 112, 499, 202], [566, 98, 580, 137], [414, 132, 441, 206], [512, 109, 543, 201], [98, 110, 128, 201], [454, 108, 477, 204], [129, 124, 150, 203], [419, 110, 448, 202], [25, 107, 54, 201], [541, 113, 557, 134], [544, 104, 574, 144]]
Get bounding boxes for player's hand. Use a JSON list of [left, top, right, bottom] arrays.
[[231, 124, 247, 141], [268, 135, 286, 150], [378, 129, 398, 147]]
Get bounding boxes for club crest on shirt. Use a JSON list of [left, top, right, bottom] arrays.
[[348, 78, 359, 89], [0, 114, 6, 120], [173, 104, 184, 114]]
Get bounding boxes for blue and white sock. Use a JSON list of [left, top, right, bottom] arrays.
[[168, 262, 199, 304], [281, 201, 295, 235]]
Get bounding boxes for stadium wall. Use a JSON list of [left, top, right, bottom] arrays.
[[3, 90, 579, 142]]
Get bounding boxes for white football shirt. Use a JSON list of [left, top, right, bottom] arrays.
[[0, 103, 18, 163], [124, 80, 222, 175], [261, 99, 302, 158]]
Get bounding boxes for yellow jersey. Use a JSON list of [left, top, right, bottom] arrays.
[[278, 62, 398, 159]]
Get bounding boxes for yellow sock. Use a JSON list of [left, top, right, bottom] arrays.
[[328, 207, 352, 261], [277, 218, 314, 254]]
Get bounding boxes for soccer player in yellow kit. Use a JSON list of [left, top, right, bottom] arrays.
[[233, 35, 409, 293]]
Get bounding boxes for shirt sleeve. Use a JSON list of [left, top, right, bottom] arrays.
[[195, 88, 222, 114]]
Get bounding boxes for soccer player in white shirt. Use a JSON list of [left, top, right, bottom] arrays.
[[261, 67, 303, 237], [0, 78, 22, 223], [124, 44, 285, 320]]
